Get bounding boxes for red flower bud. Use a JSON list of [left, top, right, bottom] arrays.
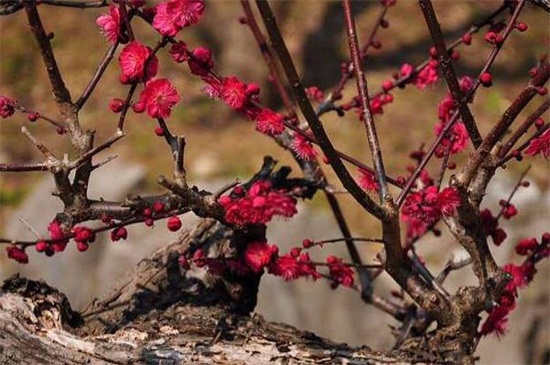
[[152, 201, 165, 213], [109, 98, 124, 113], [76, 241, 89, 252], [302, 238, 314, 248], [515, 22, 528, 32], [35, 241, 48, 253], [154, 126, 165, 136], [290, 247, 301, 257], [27, 112, 40, 122], [167, 216, 182, 232], [74, 226, 93, 243], [480, 72, 493, 87], [382, 80, 393, 92], [461, 33, 472, 45], [132, 101, 146, 113], [6, 246, 28, 264], [111, 227, 128, 242]]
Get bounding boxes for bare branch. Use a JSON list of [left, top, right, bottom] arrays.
[[0, 163, 49, 172], [21, 126, 57, 160], [68, 131, 125, 170], [76, 41, 119, 110], [24, 2, 72, 106]]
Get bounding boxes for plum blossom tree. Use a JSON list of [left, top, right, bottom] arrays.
[[0, 0, 548, 363]]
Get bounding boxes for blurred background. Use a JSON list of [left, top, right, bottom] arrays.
[[0, 1, 548, 364]]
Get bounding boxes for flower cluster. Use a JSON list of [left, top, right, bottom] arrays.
[[434, 76, 474, 157], [357, 168, 379, 193], [483, 21, 506, 46], [306, 86, 325, 103], [479, 254, 543, 337], [326, 255, 355, 288], [480, 233, 549, 337], [153, 0, 205, 37], [369, 93, 394, 115], [292, 133, 318, 161], [399, 61, 439, 90], [269, 250, 321, 281], [203, 74, 288, 137], [244, 241, 279, 272], [73, 225, 95, 252], [48, 219, 70, 252], [111, 227, 128, 242], [204, 76, 259, 111], [401, 186, 461, 239], [524, 129, 550, 159], [218, 181, 297, 226], [515, 234, 549, 258], [5, 246, 28, 264], [183, 239, 358, 286], [0, 95, 15, 119], [498, 199, 518, 219]]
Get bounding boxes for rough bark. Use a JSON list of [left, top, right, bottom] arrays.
[[0, 219, 436, 365]]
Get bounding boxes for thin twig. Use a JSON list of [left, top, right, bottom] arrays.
[[325, 1, 391, 104], [494, 166, 531, 221], [500, 98, 550, 158], [18, 217, 42, 240], [499, 123, 549, 165], [68, 131, 125, 169], [0, 163, 49, 172], [77, 41, 119, 109], [13, 104, 66, 129], [21, 126, 57, 160], [396, 110, 460, 206], [342, 0, 390, 202], [240, 0, 296, 119], [435, 136, 454, 189], [332, 2, 509, 117]]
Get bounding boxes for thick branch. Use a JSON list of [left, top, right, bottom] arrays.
[[418, 0, 482, 148], [24, 2, 72, 106]]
